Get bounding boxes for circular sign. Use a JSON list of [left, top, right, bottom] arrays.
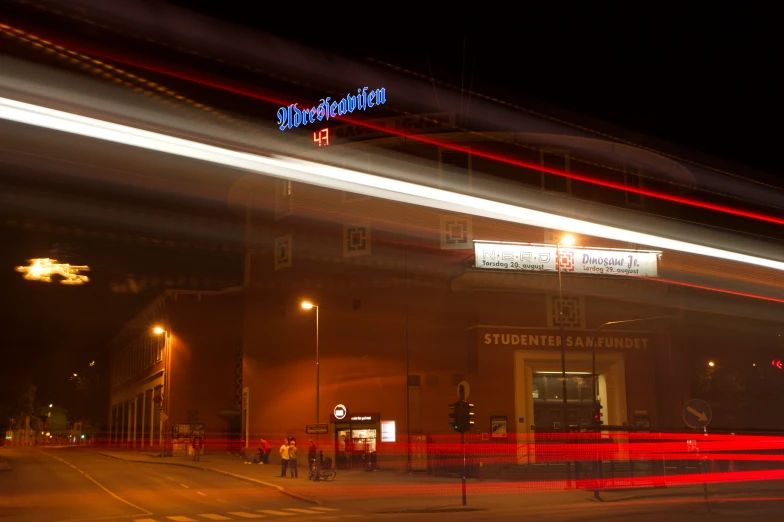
[[683, 398, 712, 429], [333, 404, 347, 420], [457, 380, 470, 400]]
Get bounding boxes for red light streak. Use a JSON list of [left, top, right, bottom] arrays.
[[11, 25, 784, 228]]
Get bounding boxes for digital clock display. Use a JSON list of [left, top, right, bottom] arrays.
[[313, 128, 330, 147]]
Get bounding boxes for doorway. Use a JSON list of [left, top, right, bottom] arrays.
[[532, 372, 601, 431]]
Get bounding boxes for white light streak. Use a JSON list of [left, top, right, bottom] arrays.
[[1, 96, 783, 272]]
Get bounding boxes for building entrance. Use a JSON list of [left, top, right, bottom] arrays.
[[514, 349, 628, 464], [532, 372, 600, 431]]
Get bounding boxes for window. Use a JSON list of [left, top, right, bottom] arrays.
[[624, 164, 644, 205], [155, 335, 164, 362], [540, 150, 571, 194], [274, 179, 293, 219], [439, 148, 472, 192]]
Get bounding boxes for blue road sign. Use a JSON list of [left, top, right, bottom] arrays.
[[683, 398, 712, 429]]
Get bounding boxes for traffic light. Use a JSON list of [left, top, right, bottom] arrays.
[[460, 402, 475, 433], [592, 404, 604, 427], [448, 401, 459, 431]]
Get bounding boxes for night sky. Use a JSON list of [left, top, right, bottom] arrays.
[[1, 1, 782, 422], [167, 3, 782, 178]]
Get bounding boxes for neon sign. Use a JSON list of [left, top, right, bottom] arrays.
[[313, 128, 329, 147], [277, 87, 386, 131]]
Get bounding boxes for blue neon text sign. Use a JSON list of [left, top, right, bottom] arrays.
[[277, 87, 386, 131]]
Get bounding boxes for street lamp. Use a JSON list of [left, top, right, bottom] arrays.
[[152, 325, 169, 455], [301, 301, 320, 477], [556, 234, 575, 431]]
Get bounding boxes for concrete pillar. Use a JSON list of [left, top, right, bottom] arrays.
[[120, 402, 126, 445], [127, 401, 132, 445], [132, 396, 138, 449], [141, 393, 146, 447], [149, 389, 155, 447]]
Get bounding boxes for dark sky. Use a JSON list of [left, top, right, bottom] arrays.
[[166, 2, 781, 177]]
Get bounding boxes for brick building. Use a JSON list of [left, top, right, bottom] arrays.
[[108, 288, 243, 451]]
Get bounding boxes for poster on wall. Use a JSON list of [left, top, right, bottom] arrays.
[[491, 416, 507, 438], [474, 241, 661, 278], [381, 420, 396, 442]]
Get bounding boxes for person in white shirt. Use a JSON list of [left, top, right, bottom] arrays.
[[279, 439, 290, 477]]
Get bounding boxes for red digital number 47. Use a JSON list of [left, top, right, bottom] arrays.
[[313, 128, 330, 147]]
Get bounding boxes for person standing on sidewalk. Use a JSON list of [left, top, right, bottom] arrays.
[[288, 440, 298, 478], [192, 433, 203, 462], [260, 437, 271, 464], [308, 439, 317, 478], [279, 439, 290, 477]]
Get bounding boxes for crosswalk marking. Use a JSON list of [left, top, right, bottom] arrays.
[[310, 507, 340, 512], [197, 515, 231, 520], [227, 513, 264, 519], [167, 517, 198, 521], [257, 510, 294, 516], [285, 508, 323, 514]]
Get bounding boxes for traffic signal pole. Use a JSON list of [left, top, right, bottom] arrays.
[[461, 431, 467, 506]]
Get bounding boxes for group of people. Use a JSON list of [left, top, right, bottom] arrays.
[[243, 437, 271, 465], [244, 436, 320, 479], [279, 437, 318, 478]]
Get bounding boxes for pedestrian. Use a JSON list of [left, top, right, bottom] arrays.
[[260, 437, 271, 464], [279, 438, 290, 477], [308, 439, 317, 478], [192, 433, 203, 462], [288, 439, 298, 478]]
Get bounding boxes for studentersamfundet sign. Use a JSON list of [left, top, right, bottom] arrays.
[[474, 241, 660, 277]]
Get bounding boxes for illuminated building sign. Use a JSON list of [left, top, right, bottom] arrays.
[[276, 87, 387, 131], [474, 241, 660, 278], [475, 328, 653, 350]]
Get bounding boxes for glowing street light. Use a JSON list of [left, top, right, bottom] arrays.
[[153, 326, 165, 335], [49, 404, 53, 408], [708, 361, 715, 367], [301, 300, 322, 479], [15, 258, 89, 284], [559, 234, 576, 246]]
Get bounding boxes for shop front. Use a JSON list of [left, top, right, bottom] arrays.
[[330, 411, 380, 469]]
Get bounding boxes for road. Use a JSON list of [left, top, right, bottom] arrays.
[[0, 447, 362, 522], [2, 447, 783, 521]]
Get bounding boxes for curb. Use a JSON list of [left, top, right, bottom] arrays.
[[97, 453, 320, 506]]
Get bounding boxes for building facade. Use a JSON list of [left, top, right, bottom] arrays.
[[108, 288, 243, 451], [227, 115, 784, 468]]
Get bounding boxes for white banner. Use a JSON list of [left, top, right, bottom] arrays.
[[474, 241, 660, 277]]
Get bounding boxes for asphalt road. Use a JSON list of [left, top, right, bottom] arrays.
[[2, 447, 783, 522], [0, 447, 364, 522]]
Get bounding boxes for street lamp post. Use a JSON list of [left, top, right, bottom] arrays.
[[556, 235, 575, 432], [153, 326, 169, 456], [301, 302, 320, 479]]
